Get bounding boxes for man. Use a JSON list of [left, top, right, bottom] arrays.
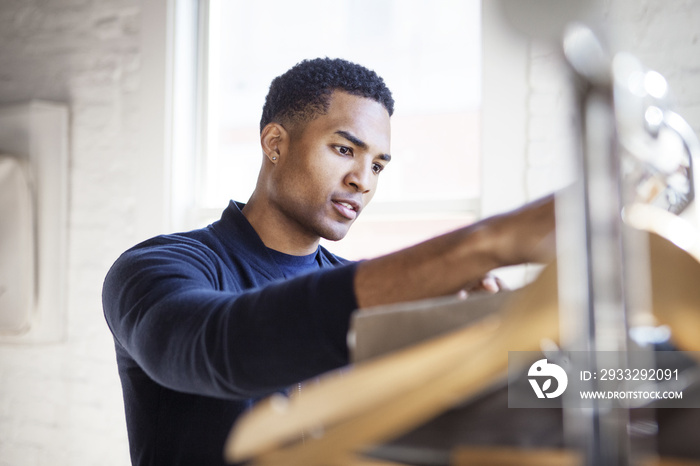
[[103, 57, 555, 465]]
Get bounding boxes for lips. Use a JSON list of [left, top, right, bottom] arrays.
[[332, 198, 361, 220]]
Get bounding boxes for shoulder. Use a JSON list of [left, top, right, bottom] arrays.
[[128, 231, 219, 264], [105, 231, 224, 289]]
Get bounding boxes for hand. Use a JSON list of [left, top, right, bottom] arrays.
[[458, 274, 508, 299]]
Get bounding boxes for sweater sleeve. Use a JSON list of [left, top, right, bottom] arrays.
[[102, 240, 359, 399]]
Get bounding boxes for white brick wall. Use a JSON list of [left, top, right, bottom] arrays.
[[0, 0, 698, 464], [525, 40, 578, 199], [0, 1, 167, 464], [520, 0, 700, 200]]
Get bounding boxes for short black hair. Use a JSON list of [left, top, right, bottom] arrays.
[[260, 57, 394, 132]]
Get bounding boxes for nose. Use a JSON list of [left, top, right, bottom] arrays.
[[345, 161, 373, 194]]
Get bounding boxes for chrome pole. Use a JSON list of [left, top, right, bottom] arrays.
[[559, 24, 633, 466]]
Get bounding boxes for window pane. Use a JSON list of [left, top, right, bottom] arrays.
[[204, 0, 482, 209]]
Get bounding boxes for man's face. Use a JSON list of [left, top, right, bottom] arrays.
[[269, 91, 391, 243]]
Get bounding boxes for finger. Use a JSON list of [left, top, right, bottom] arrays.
[[493, 275, 509, 291], [481, 276, 499, 293]]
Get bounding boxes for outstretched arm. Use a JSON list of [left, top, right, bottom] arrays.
[[354, 194, 556, 308]]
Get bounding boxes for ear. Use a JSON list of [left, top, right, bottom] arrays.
[[260, 123, 287, 164]]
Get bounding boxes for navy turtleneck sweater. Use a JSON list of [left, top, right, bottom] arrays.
[[102, 201, 359, 465]]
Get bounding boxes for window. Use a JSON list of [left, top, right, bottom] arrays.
[[175, 0, 482, 259]]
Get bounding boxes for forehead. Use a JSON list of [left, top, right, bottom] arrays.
[[298, 91, 391, 152]]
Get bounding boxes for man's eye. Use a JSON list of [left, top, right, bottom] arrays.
[[372, 163, 384, 174], [336, 146, 354, 156]]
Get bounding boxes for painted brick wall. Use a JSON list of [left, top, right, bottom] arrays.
[[523, 0, 700, 199], [0, 1, 152, 464]]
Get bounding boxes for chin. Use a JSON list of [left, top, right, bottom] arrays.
[[321, 231, 348, 243], [319, 224, 352, 242]]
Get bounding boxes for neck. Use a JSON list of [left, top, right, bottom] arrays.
[[242, 192, 320, 256]]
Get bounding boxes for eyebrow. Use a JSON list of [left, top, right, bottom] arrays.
[[335, 130, 391, 162]]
